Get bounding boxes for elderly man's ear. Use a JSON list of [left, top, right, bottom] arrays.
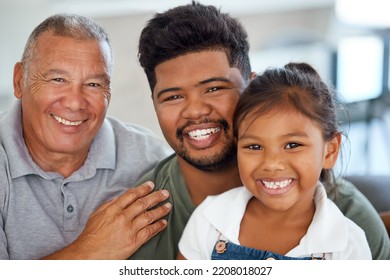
[[13, 62, 24, 99]]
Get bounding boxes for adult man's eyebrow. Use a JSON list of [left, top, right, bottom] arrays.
[[156, 87, 181, 98], [199, 77, 231, 85], [156, 77, 231, 98], [43, 69, 67, 76]]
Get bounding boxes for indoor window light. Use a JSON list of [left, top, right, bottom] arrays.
[[336, 0, 390, 28]]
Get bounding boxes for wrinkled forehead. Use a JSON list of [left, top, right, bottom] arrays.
[[33, 32, 112, 71]]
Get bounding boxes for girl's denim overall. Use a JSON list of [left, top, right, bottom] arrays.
[[211, 240, 323, 260]]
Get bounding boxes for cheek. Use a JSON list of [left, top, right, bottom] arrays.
[[30, 82, 44, 96], [22, 87, 52, 112], [296, 151, 324, 181], [155, 107, 177, 136], [237, 152, 257, 181], [96, 96, 110, 113], [86, 93, 110, 116], [223, 96, 239, 116]]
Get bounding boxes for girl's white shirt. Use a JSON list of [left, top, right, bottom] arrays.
[[178, 183, 372, 260]]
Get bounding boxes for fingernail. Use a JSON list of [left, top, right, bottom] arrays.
[[164, 202, 172, 209], [161, 190, 169, 197], [145, 181, 155, 189]]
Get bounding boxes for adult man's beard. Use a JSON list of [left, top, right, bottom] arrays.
[[178, 141, 237, 171]]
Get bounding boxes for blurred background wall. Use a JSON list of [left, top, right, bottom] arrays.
[[1, 0, 389, 176]]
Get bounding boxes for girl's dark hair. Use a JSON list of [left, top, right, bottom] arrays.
[[138, 1, 251, 92], [233, 62, 342, 191]]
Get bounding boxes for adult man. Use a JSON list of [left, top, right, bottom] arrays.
[[131, 2, 390, 259], [0, 13, 172, 259]]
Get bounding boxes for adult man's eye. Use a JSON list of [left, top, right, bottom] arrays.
[[88, 83, 100, 87], [207, 87, 219, 92], [52, 78, 65, 83], [164, 95, 182, 101]]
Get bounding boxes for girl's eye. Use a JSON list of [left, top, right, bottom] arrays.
[[247, 144, 262, 150], [285, 143, 301, 149]]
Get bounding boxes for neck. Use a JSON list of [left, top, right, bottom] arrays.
[[25, 140, 87, 178], [178, 157, 242, 206]]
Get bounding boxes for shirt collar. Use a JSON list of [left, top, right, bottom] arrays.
[[203, 187, 252, 244], [0, 100, 116, 181], [290, 183, 350, 255], [202, 183, 351, 255]]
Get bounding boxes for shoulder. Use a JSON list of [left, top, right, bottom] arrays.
[[133, 154, 177, 189], [194, 186, 250, 228], [339, 216, 372, 259], [0, 145, 10, 214], [329, 178, 376, 214], [105, 116, 167, 144], [103, 116, 172, 157], [329, 178, 390, 259], [306, 192, 371, 259], [198, 187, 246, 211]]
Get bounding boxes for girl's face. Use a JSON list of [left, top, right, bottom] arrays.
[[237, 107, 340, 212]]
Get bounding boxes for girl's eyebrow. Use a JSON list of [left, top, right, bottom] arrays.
[[238, 131, 309, 140], [281, 132, 309, 138]]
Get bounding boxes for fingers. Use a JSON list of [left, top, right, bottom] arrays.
[[131, 204, 172, 249], [84, 181, 172, 258], [124, 189, 170, 221], [115, 181, 156, 209], [92, 181, 154, 214], [96, 181, 166, 217], [131, 200, 172, 228], [105, 180, 172, 233]]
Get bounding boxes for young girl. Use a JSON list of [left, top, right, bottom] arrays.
[[177, 63, 371, 260]]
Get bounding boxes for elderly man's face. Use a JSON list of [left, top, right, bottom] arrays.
[[13, 31, 111, 173]]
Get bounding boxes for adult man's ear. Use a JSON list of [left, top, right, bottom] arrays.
[[249, 71, 257, 81], [13, 62, 24, 99]]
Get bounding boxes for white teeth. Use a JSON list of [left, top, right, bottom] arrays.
[[53, 115, 83, 126], [262, 179, 292, 189], [188, 128, 220, 140]]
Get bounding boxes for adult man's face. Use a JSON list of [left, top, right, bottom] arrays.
[[152, 50, 246, 171], [13, 31, 112, 173]]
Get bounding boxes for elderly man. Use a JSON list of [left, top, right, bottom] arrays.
[[0, 13, 172, 259]]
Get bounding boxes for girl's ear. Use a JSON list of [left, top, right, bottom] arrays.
[[323, 133, 342, 169]]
